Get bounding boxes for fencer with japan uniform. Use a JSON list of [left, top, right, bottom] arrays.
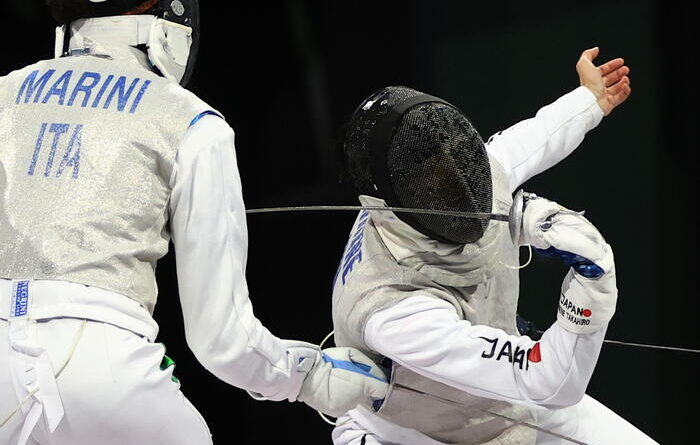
[[331, 56, 657, 443], [0, 2, 388, 445]]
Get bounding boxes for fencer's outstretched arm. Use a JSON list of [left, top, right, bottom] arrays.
[[169, 115, 387, 415], [170, 115, 308, 398], [485, 86, 602, 192], [364, 197, 617, 409], [486, 47, 631, 191]]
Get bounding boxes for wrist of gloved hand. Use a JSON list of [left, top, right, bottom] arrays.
[[246, 339, 320, 403], [516, 194, 614, 276], [537, 213, 614, 277], [515, 193, 567, 248], [297, 347, 389, 417], [557, 263, 617, 334], [246, 341, 389, 418]]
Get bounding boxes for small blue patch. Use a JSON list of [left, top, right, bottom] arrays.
[[13, 281, 30, 317], [321, 353, 387, 383], [534, 246, 604, 279]]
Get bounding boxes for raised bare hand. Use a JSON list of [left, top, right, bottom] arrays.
[[576, 47, 632, 116]]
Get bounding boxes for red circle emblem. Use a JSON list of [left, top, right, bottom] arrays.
[[582, 309, 592, 317]]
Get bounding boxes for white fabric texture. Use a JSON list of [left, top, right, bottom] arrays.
[[0, 279, 158, 341], [333, 395, 658, 445], [56, 16, 156, 59], [0, 318, 213, 445], [533, 395, 659, 445], [333, 405, 445, 445], [57, 16, 193, 84]]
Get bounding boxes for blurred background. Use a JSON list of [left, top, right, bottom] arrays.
[[1, 1, 695, 443]]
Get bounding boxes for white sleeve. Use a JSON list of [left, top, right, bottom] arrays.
[[486, 86, 604, 192], [168, 115, 311, 400], [364, 295, 606, 409]]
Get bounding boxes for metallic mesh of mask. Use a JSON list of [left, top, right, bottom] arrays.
[[344, 86, 492, 244]]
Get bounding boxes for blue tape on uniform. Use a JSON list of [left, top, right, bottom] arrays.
[[534, 247, 604, 279], [321, 353, 387, 383], [189, 110, 223, 128]]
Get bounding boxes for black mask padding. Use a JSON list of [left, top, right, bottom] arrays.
[[47, 0, 150, 24]]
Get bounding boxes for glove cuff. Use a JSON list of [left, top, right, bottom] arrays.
[[247, 340, 321, 403], [556, 267, 618, 334]]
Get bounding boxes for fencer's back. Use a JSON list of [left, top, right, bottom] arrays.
[[0, 53, 211, 313]]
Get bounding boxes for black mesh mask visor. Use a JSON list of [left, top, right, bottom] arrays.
[[344, 86, 492, 244]]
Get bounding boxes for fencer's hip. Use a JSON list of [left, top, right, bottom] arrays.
[[0, 279, 158, 340]]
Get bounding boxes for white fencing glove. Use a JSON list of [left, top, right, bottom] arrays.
[[516, 193, 618, 334], [297, 346, 388, 417], [249, 341, 388, 417]]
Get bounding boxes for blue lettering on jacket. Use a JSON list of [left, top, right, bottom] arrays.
[[42, 70, 74, 105], [28, 122, 82, 179], [44, 123, 70, 176], [28, 123, 48, 176], [103, 76, 140, 112], [15, 69, 151, 113], [15, 69, 56, 104], [56, 125, 82, 179], [92, 74, 114, 108], [129, 80, 152, 114], [67, 72, 101, 107], [335, 211, 370, 286]]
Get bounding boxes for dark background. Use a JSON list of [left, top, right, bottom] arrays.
[[2, 1, 696, 443]]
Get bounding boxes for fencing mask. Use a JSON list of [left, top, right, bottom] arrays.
[[49, 0, 199, 86], [343, 86, 494, 245]]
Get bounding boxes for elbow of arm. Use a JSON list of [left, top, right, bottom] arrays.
[[187, 333, 233, 382], [188, 340, 250, 388], [532, 372, 587, 409], [186, 332, 279, 393], [527, 323, 597, 409], [187, 335, 219, 372], [544, 386, 585, 409]]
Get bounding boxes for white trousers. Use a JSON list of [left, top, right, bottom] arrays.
[[0, 318, 213, 445], [332, 395, 658, 445]]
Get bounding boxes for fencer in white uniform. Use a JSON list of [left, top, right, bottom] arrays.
[[0, 2, 387, 445], [330, 50, 658, 444]]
